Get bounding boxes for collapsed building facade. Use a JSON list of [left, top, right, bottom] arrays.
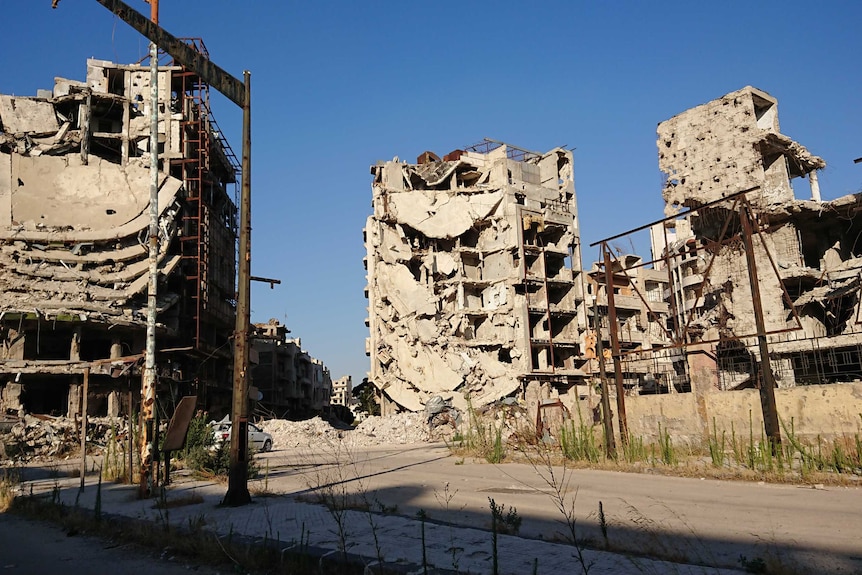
[[365, 141, 587, 412], [0, 51, 239, 418], [652, 86, 862, 390], [250, 320, 333, 418]]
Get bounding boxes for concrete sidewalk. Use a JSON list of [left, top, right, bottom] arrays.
[[19, 470, 745, 575]]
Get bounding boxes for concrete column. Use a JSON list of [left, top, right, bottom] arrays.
[[70, 328, 82, 361], [110, 337, 123, 360], [809, 170, 821, 202], [6, 329, 25, 360], [1, 381, 25, 414], [687, 343, 717, 441], [107, 391, 121, 417], [68, 382, 82, 418]]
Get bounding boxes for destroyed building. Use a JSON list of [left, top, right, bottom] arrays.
[[365, 141, 588, 413], [250, 320, 333, 418], [0, 50, 238, 418], [654, 86, 862, 389]]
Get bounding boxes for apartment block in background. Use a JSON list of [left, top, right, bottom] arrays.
[[251, 320, 333, 418]]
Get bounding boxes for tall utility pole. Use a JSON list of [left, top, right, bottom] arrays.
[[55, 0, 254, 505], [224, 71, 252, 506], [739, 201, 782, 450], [139, 0, 160, 498], [593, 301, 616, 458]]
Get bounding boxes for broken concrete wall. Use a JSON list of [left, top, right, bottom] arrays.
[[625, 381, 862, 445], [658, 86, 824, 214], [366, 142, 587, 412]]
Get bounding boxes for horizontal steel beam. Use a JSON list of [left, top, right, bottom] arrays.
[[94, 0, 245, 107]]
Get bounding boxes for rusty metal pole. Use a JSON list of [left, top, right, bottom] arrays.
[[603, 244, 629, 444], [739, 202, 782, 450], [224, 71, 252, 506], [593, 300, 616, 458], [79, 367, 90, 491], [149, 0, 158, 24], [138, 0, 160, 499]]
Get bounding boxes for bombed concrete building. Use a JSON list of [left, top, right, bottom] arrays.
[[654, 86, 862, 390], [0, 52, 238, 418], [365, 141, 588, 413]]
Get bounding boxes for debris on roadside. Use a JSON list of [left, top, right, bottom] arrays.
[[259, 412, 431, 449], [0, 415, 129, 464]]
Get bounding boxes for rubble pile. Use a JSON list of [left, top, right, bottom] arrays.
[[0, 415, 128, 463], [259, 413, 430, 449], [259, 417, 348, 449], [352, 413, 429, 445]]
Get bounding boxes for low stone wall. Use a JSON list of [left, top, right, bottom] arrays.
[[623, 382, 862, 445]]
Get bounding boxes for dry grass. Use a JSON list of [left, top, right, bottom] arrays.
[[0, 469, 19, 512], [8, 492, 378, 574], [451, 410, 861, 487]]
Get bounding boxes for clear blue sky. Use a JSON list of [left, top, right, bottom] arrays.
[[3, 1, 860, 385]]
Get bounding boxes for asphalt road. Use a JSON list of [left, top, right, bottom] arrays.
[[256, 443, 862, 573], [0, 513, 222, 575]]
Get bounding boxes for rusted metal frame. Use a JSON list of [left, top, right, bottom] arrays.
[[739, 201, 782, 449], [602, 243, 628, 443], [603, 250, 675, 343], [662, 223, 685, 346], [676, 200, 742, 340], [589, 186, 761, 248], [593, 299, 616, 457], [79, 367, 90, 491], [745, 198, 805, 332], [613, 325, 805, 357]]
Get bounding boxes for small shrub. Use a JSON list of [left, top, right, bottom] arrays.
[[708, 418, 726, 468], [488, 497, 521, 535], [559, 419, 602, 463], [0, 469, 20, 512], [657, 422, 677, 466]]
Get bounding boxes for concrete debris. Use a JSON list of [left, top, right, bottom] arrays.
[[366, 141, 588, 414], [0, 414, 128, 463], [259, 413, 430, 449]]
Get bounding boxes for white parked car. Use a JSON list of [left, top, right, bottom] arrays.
[[211, 421, 273, 452]]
